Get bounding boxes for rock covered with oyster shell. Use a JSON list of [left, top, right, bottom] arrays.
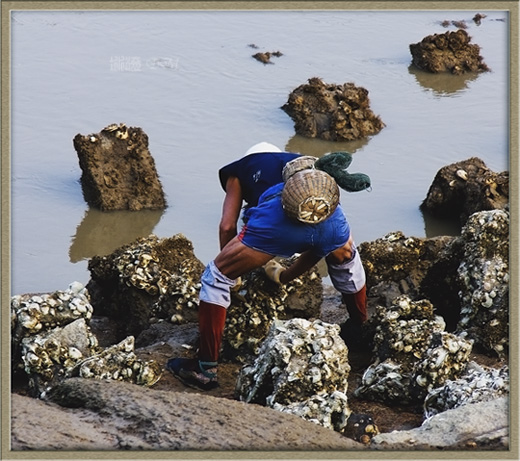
[[223, 258, 323, 361], [355, 296, 473, 405], [456, 209, 509, 357], [86, 233, 205, 339], [359, 207, 509, 352], [424, 362, 509, 418], [74, 335, 162, 387], [420, 158, 508, 225], [11, 282, 162, 398], [235, 318, 352, 432], [73, 122, 166, 211], [357, 231, 461, 330], [11, 282, 97, 377]]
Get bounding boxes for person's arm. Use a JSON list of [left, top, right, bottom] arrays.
[[219, 176, 243, 249], [265, 250, 322, 284]]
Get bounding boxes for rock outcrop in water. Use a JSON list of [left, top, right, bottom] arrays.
[[73, 123, 167, 211], [409, 29, 490, 74], [420, 157, 509, 225], [281, 77, 385, 141]]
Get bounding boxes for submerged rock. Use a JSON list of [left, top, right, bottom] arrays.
[[420, 157, 509, 225], [281, 77, 385, 141], [73, 123, 166, 211], [236, 318, 351, 432], [252, 50, 283, 64], [409, 29, 490, 74]]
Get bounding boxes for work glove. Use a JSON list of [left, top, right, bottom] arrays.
[[231, 276, 242, 292], [264, 260, 285, 284]]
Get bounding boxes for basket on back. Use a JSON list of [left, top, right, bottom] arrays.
[[282, 168, 339, 224], [282, 155, 317, 182]]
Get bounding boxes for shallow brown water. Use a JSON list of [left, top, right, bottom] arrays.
[[9, 8, 510, 294]]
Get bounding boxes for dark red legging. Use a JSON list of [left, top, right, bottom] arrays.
[[342, 284, 368, 324], [198, 301, 227, 363]]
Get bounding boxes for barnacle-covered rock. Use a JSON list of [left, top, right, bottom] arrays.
[[355, 360, 412, 404], [272, 391, 351, 433], [355, 296, 472, 405], [222, 258, 322, 361], [11, 282, 93, 343], [74, 336, 162, 387], [358, 232, 455, 307], [12, 280, 163, 398], [73, 123, 166, 211], [236, 318, 351, 432], [412, 332, 473, 399], [420, 157, 508, 225], [456, 209, 509, 356], [19, 318, 99, 398], [424, 362, 509, 418], [11, 282, 95, 375], [281, 77, 385, 141], [409, 29, 490, 74], [372, 296, 445, 364], [87, 234, 205, 338]]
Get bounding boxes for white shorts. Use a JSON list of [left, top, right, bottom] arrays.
[[327, 244, 366, 294], [199, 260, 238, 308]]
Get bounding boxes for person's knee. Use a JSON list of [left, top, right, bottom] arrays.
[[199, 260, 236, 308]]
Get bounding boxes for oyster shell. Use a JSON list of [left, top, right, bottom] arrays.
[[236, 318, 351, 432], [355, 296, 472, 405]]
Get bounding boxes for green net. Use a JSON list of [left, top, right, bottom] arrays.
[[315, 152, 371, 192]]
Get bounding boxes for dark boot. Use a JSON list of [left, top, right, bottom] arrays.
[[340, 286, 368, 351], [342, 285, 368, 324]]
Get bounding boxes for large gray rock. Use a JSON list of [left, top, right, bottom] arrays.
[[10, 377, 363, 451], [370, 397, 509, 450]]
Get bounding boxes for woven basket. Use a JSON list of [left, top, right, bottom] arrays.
[[282, 156, 318, 182], [282, 169, 339, 223]]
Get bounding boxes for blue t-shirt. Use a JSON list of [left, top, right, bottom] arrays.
[[219, 152, 301, 207], [238, 183, 350, 258]]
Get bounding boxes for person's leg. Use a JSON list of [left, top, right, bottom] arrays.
[[326, 246, 368, 349], [342, 284, 367, 325], [327, 243, 367, 322], [167, 240, 272, 390], [166, 260, 236, 390]]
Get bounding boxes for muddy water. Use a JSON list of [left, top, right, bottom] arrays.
[[10, 9, 510, 294]]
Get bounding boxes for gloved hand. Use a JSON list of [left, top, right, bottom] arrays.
[[231, 276, 242, 292], [264, 260, 285, 284]]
